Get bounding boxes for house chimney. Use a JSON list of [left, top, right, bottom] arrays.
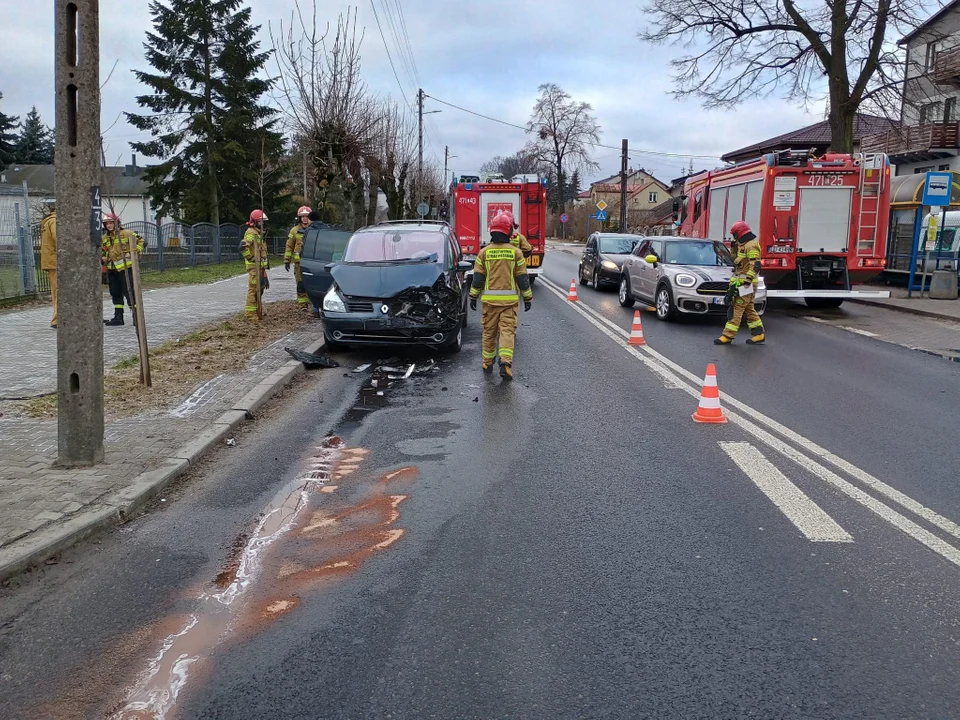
[[132, 153, 137, 169]]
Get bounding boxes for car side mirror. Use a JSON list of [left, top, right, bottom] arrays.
[[645, 254, 659, 265], [457, 260, 474, 271]]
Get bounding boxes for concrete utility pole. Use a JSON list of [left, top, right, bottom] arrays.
[[619, 139, 629, 232], [55, 0, 104, 465], [417, 89, 424, 205]]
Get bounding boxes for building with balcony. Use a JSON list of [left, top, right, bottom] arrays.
[[861, 0, 960, 174]]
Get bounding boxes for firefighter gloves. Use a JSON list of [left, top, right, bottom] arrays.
[[469, 297, 477, 311], [524, 300, 532, 312], [284, 262, 291, 272]]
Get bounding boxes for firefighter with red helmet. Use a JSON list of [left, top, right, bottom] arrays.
[[101, 213, 144, 326], [285, 206, 312, 307], [715, 220, 765, 345], [469, 211, 532, 380], [241, 209, 270, 318], [510, 221, 532, 254]]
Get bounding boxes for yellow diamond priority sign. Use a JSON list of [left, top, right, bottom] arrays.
[[596, 200, 608, 211]]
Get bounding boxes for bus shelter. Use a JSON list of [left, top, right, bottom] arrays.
[[887, 172, 960, 291]]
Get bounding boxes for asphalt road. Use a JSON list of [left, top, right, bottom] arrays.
[[2, 246, 960, 719]]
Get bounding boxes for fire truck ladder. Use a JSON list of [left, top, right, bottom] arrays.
[[856, 153, 885, 259]]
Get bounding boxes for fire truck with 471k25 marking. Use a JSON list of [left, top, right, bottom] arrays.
[[675, 150, 893, 308], [449, 173, 548, 283]]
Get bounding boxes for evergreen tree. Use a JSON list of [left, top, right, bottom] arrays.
[[566, 169, 581, 206], [126, 0, 286, 224], [14, 107, 55, 164], [0, 92, 20, 172]]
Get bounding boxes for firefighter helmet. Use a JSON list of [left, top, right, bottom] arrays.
[[297, 205, 312, 217], [103, 212, 120, 224], [490, 212, 513, 236], [729, 221, 751, 239], [249, 209, 269, 224]]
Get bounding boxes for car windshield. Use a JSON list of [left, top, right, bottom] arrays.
[[343, 229, 444, 263], [599, 236, 641, 254], [663, 241, 732, 266]]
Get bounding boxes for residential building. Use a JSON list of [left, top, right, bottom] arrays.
[[0, 156, 162, 224], [588, 168, 670, 216], [861, 0, 960, 174], [723, 114, 896, 164]]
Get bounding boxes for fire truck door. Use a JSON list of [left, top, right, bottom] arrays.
[[796, 187, 852, 253], [480, 194, 521, 246]]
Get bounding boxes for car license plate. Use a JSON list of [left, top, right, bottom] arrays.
[[527, 254, 541, 268], [712, 296, 726, 305]]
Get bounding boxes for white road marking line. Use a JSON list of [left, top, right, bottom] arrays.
[[539, 277, 960, 567], [719, 441, 853, 543], [805, 317, 879, 337]]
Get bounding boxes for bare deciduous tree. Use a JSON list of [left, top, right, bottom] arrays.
[[368, 101, 416, 221], [639, 0, 934, 152], [480, 150, 542, 179], [525, 84, 601, 216]]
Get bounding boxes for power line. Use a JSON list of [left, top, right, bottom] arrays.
[[370, 0, 413, 112], [422, 93, 721, 161]]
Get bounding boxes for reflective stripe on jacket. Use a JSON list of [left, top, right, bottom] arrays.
[[510, 232, 532, 253], [469, 243, 532, 305], [285, 225, 305, 263], [241, 227, 268, 268], [101, 229, 144, 271]]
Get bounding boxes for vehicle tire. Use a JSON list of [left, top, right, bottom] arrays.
[[441, 319, 464, 353], [579, 266, 587, 285], [655, 283, 676, 321], [323, 333, 348, 351], [618, 275, 635, 308], [804, 297, 844, 309], [529, 275, 537, 286], [593, 269, 603, 291]]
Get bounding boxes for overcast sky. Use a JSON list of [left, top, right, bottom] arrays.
[[1, 0, 826, 186]]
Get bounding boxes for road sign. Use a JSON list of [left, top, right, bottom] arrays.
[[560, 213, 569, 224], [596, 200, 608, 211], [416, 201, 429, 217], [922, 172, 952, 206], [596, 210, 608, 221]]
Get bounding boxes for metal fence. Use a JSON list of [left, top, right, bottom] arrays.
[[3, 214, 292, 304]]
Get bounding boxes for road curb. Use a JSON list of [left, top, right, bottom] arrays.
[[848, 298, 960, 323], [0, 336, 326, 584]]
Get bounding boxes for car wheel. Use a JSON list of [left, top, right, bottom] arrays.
[[593, 269, 603, 291], [579, 265, 587, 285], [618, 276, 635, 308], [656, 284, 676, 321], [805, 297, 844, 309]]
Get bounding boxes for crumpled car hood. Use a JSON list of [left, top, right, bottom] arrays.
[[331, 262, 443, 299]]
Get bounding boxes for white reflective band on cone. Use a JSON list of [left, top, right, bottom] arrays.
[[698, 396, 722, 409]]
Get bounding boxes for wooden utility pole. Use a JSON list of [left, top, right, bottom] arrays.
[[619, 139, 629, 233], [128, 234, 151, 386], [55, 0, 104, 465]]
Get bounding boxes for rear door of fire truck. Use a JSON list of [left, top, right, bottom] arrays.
[[480, 192, 521, 247]]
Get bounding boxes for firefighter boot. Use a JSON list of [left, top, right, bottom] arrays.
[[713, 336, 732, 345], [499, 362, 513, 381], [746, 334, 765, 345], [482, 359, 494, 373], [104, 309, 124, 326]]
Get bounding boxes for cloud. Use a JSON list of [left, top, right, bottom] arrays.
[[0, 0, 825, 186]]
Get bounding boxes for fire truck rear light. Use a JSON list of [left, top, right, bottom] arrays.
[[761, 258, 788, 267], [858, 258, 886, 268]]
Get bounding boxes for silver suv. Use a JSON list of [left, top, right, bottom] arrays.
[[618, 237, 767, 321]]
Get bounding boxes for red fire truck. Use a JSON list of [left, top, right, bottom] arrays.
[[677, 150, 892, 307], [450, 174, 548, 281]]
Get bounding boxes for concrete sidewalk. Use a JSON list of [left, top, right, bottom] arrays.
[[0, 270, 300, 398], [0, 270, 327, 581], [850, 286, 960, 323]]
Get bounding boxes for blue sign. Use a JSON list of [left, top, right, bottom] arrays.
[[464, 183, 473, 191], [595, 210, 608, 221], [922, 171, 953, 206], [560, 213, 569, 224]]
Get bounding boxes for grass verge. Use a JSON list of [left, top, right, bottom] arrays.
[[10, 300, 314, 420], [139, 260, 248, 288]]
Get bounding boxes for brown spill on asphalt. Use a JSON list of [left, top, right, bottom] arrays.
[[107, 436, 416, 719]]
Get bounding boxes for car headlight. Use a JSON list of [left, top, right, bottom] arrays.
[[674, 273, 697, 287], [322, 286, 346, 312], [601, 260, 619, 270]]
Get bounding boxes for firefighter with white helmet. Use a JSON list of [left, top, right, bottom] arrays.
[[285, 206, 312, 307], [101, 212, 144, 326], [469, 211, 532, 380], [241, 209, 270, 318], [715, 220, 765, 345]]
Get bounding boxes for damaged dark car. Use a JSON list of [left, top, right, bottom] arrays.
[[321, 222, 472, 352]]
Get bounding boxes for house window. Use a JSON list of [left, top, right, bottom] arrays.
[[919, 101, 942, 125], [648, 191, 658, 203], [925, 42, 939, 72], [914, 166, 935, 174], [940, 164, 951, 171], [945, 97, 957, 123]]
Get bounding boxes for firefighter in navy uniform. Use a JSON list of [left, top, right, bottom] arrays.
[[101, 213, 144, 326], [469, 212, 532, 380], [715, 220, 765, 345], [285, 206, 312, 308]]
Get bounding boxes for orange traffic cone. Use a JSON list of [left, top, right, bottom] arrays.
[[692, 363, 727, 424], [567, 280, 579, 302], [627, 311, 646, 346]]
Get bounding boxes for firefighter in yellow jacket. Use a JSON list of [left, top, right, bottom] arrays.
[[101, 213, 144, 326], [241, 209, 270, 318], [469, 212, 532, 380], [510, 221, 532, 253], [284, 205, 311, 307], [39, 199, 57, 328], [715, 220, 765, 345]]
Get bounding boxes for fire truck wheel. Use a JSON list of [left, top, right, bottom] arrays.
[[805, 297, 844, 309], [529, 275, 537, 286]]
